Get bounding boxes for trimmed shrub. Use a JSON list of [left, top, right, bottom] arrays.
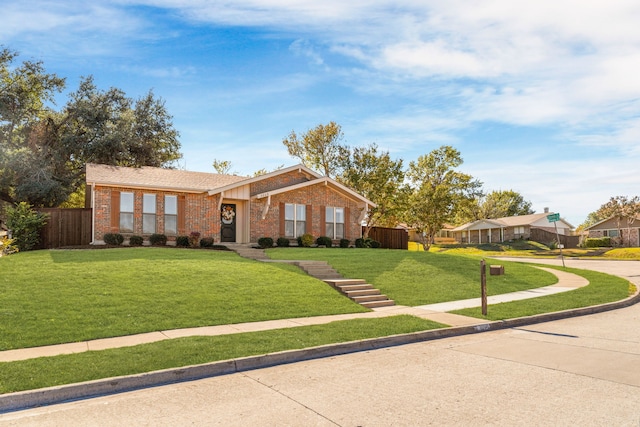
[[339, 238, 350, 248], [104, 233, 124, 246], [583, 237, 611, 248], [4, 202, 48, 251], [257, 237, 274, 249], [316, 236, 333, 247], [276, 237, 290, 247], [188, 231, 201, 248], [297, 233, 314, 247], [149, 233, 167, 246], [176, 235, 190, 247], [200, 237, 215, 247], [354, 237, 381, 248], [128, 235, 144, 246]]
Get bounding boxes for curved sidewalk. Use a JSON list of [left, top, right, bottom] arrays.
[[0, 266, 585, 363]]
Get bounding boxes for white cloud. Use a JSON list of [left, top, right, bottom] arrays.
[[289, 39, 325, 67]]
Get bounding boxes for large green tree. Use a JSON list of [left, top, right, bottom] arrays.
[[61, 76, 181, 171], [456, 189, 533, 223], [0, 49, 182, 207], [0, 48, 66, 205], [282, 121, 349, 177], [406, 146, 482, 250], [337, 143, 407, 238]]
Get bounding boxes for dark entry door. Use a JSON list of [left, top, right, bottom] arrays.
[[220, 204, 236, 242]]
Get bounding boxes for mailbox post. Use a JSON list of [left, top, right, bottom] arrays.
[[480, 259, 487, 316]]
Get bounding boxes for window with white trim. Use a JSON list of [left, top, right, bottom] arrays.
[[604, 229, 619, 237], [285, 203, 306, 237], [325, 207, 345, 239], [513, 226, 525, 235], [143, 194, 156, 234], [120, 192, 134, 232], [164, 195, 177, 235]]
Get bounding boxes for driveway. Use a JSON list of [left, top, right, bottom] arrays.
[[2, 258, 639, 426]]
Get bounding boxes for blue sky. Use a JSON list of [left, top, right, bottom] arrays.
[[3, 1, 640, 227]]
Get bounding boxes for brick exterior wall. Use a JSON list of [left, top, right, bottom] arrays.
[[93, 186, 222, 243], [588, 228, 640, 247], [91, 170, 365, 245], [250, 184, 363, 243]]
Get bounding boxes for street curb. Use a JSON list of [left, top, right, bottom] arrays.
[[2, 288, 639, 414]]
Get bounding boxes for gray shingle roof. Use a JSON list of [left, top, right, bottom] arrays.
[[86, 163, 247, 192]]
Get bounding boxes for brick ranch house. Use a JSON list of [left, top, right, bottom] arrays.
[[450, 211, 574, 245], [584, 216, 640, 247], [86, 163, 375, 245]]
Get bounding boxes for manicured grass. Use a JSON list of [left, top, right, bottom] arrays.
[[0, 315, 446, 394], [602, 248, 640, 259], [429, 242, 640, 260], [453, 266, 633, 320], [0, 248, 367, 350], [267, 248, 558, 306]]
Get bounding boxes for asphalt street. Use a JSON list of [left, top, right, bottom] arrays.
[[1, 258, 639, 426]]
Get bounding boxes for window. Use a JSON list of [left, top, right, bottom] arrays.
[[143, 194, 156, 234], [604, 229, 619, 237], [285, 203, 306, 237], [325, 207, 345, 239], [514, 226, 525, 235], [120, 192, 134, 232], [165, 195, 177, 235]]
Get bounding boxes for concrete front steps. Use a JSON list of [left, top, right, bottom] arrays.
[[294, 260, 343, 280], [324, 279, 395, 309], [227, 248, 394, 309], [228, 244, 269, 261]]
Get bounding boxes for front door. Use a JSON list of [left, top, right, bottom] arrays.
[[220, 204, 236, 242]]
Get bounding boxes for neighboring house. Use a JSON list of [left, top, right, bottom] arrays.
[[584, 216, 640, 247], [451, 212, 574, 245], [86, 163, 375, 245], [398, 223, 455, 243]]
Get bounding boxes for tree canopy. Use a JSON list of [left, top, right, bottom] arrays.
[[406, 146, 482, 250], [456, 189, 534, 223], [337, 143, 407, 237], [282, 121, 348, 177], [0, 48, 182, 207]]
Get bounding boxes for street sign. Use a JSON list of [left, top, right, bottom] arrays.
[[547, 213, 560, 222], [547, 212, 565, 267]]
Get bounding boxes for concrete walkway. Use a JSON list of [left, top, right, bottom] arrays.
[[0, 266, 586, 363], [416, 267, 588, 311]]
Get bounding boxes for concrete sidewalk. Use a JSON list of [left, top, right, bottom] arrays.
[[0, 266, 585, 363], [416, 267, 588, 311]]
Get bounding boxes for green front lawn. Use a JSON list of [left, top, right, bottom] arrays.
[[0, 248, 367, 350], [266, 248, 558, 305], [0, 315, 446, 394], [0, 246, 635, 395], [454, 266, 633, 320]]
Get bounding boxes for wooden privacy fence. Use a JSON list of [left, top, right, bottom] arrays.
[[364, 226, 408, 250], [530, 228, 580, 249], [38, 208, 92, 249]]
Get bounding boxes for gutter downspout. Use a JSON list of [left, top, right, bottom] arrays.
[[90, 183, 96, 244]]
